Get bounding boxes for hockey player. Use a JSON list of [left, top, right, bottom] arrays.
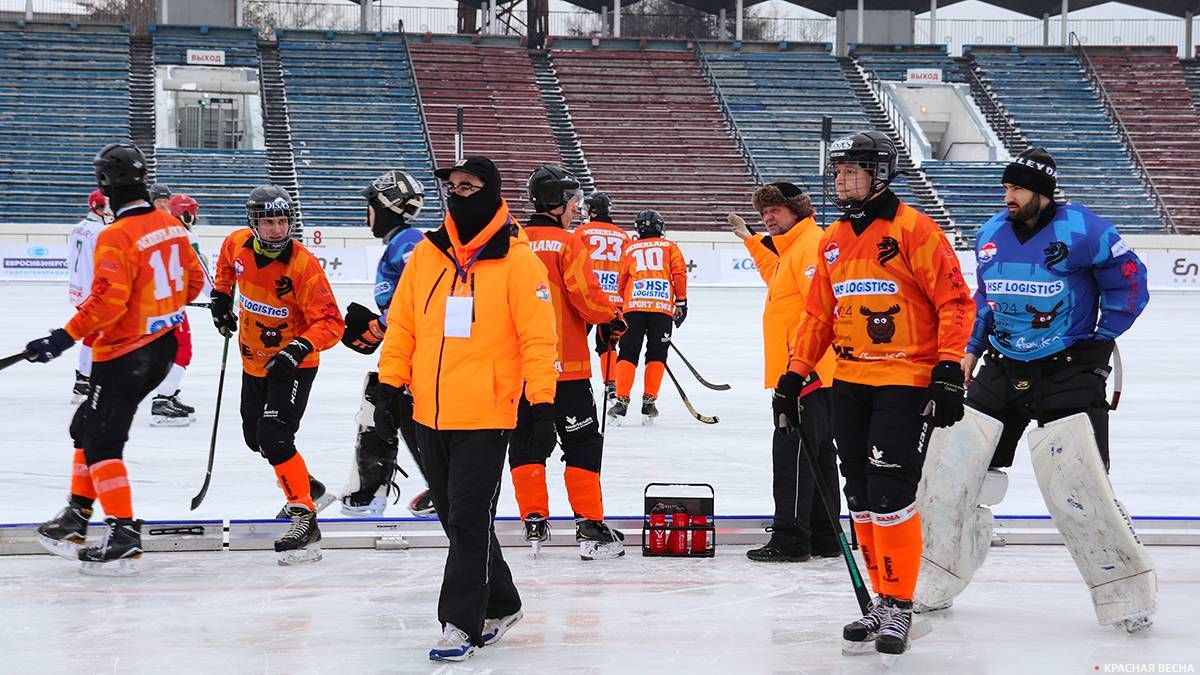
[[149, 183, 172, 212], [731, 183, 840, 562], [147, 193, 211, 426], [574, 190, 630, 399], [775, 131, 974, 656], [510, 165, 627, 560], [373, 156, 555, 660], [914, 147, 1155, 633], [30, 142, 205, 575], [338, 169, 434, 518], [66, 189, 112, 404], [209, 185, 344, 564], [609, 210, 687, 424]]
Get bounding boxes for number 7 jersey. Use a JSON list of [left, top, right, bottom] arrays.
[[575, 219, 630, 306], [617, 235, 687, 316]]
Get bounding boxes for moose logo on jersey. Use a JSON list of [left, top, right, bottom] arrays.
[[1044, 241, 1069, 268], [1026, 300, 1064, 329], [257, 320, 288, 348], [274, 275, 295, 298], [861, 304, 901, 344], [877, 236, 900, 266]]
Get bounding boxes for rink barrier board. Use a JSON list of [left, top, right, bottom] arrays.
[[1, 515, 1197, 556]]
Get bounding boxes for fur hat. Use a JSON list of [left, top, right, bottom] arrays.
[[752, 182, 813, 220]]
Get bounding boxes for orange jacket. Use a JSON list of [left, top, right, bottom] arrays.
[[743, 218, 836, 389], [377, 200, 560, 431], [788, 197, 974, 388], [65, 205, 204, 362], [617, 236, 687, 316], [574, 219, 630, 306], [527, 215, 617, 381], [212, 229, 343, 377]]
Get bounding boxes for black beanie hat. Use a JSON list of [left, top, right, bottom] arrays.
[[1002, 147, 1057, 199]]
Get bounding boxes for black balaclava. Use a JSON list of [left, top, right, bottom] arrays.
[[106, 184, 151, 213], [445, 158, 503, 242], [369, 202, 409, 240]]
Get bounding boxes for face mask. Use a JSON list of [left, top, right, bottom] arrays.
[[447, 178, 502, 242]]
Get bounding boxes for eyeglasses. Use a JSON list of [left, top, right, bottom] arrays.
[[442, 181, 484, 196]]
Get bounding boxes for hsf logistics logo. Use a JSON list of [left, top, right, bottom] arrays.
[[2, 245, 68, 277]]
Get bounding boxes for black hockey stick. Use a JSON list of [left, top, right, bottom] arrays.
[[669, 342, 731, 391], [190, 334, 230, 510], [600, 342, 616, 434], [664, 363, 718, 424], [0, 350, 33, 372]]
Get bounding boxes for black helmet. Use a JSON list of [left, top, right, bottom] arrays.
[[824, 130, 899, 212], [634, 209, 666, 239], [362, 169, 425, 226], [149, 183, 172, 201], [584, 191, 612, 221], [245, 184, 297, 253], [93, 143, 147, 193], [527, 164, 581, 213]]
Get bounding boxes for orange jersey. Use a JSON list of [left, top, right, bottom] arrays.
[[789, 198, 974, 388], [527, 217, 617, 381], [213, 229, 343, 377], [617, 236, 687, 316], [64, 205, 205, 362], [575, 219, 630, 305]]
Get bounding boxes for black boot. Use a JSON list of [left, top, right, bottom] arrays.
[[746, 527, 810, 562]]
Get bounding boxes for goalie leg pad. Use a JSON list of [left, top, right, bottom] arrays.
[[1029, 413, 1156, 629], [915, 407, 1004, 610], [343, 373, 400, 509]]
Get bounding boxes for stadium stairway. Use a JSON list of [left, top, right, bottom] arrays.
[[550, 48, 757, 230], [1084, 47, 1200, 233], [1182, 59, 1200, 111], [257, 41, 304, 226], [128, 34, 157, 182], [529, 49, 594, 194], [279, 31, 440, 229], [0, 23, 130, 224]]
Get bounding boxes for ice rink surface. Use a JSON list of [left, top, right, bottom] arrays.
[[1, 281, 1198, 673]]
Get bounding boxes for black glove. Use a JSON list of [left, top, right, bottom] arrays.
[[528, 402, 558, 458], [342, 302, 386, 355], [673, 299, 688, 328], [25, 328, 75, 364], [923, 360, 965, 428], [596, 311, 627, 348], [373, 382, 412, 442], [265, 338, 312, 383], [210, 291, 237, 337], [772, 371, 821, 430]]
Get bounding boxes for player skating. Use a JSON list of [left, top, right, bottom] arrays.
[[914, 147, 1155, 633], [209, 185, 344, 564], [574, 190, 630, 401], [775, 131, 975, 658], [66, 189, 112, 404], [32, 143, 205, 575], [338, 169, 434, 517]]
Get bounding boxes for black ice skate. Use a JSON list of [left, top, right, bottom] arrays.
[[603, 381, 616, 403], [150, 390, 195, 427], [842, 595, 888, 656], [275, 505, 322, 565], [576, 519, 625, 560], [408, 489, 436, 518], [78, 517, 143, 576], [276, 475, 336, 518], [523, 513, 551, 557], [875, 597, 917, 658], [71, 371, 90, 405], [607, 396, 629, 426], [641, 395, 659, 425], [37, 504, 92, 560]]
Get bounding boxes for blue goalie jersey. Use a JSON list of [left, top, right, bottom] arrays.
[[374, 228, 425, 324]]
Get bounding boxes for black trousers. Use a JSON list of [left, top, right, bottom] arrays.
[[509, 379, 603, 473], [771, 387, 840, 552], [418, 425, 521, 646], [832, 381, 930, 515], [616, 311, 672, 365], [967, 339, 1114, 470], [71, 330, 177, 464], [239, 368, 317, 466]]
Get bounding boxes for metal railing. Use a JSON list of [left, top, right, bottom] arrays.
[[398, 20, 445, 217], [693, 40, 762, 186], [957, 56, 1026, 154], [865, 70, 920, 167], [1071, 32, 1178, 234], [917, 17, 1197, 58]]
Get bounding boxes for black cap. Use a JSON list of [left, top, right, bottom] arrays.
[[149, 183, 172, 200], [1002, 147, 1057, 199], [434, 156, 501, 189]]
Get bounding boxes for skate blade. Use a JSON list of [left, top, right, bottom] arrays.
[[340, 497, 386, 517], [277, 544, 322, 566], [313, 492, 337, 514], [409, 507, 437, 518], [79, 556, 140, 577], [641, 415, 656, 426], [841, 638, 877, 657], [150, 416, 193, 427], [913, 599, 953, 614], [37, 534, 83, 561], [529, 539, 542, 559], [580, 541, 626, 560]]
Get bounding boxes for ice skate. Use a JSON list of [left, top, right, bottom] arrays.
[[482, 609, 524, 645], [340, 476, 399, 517], [641, 395, 659, 425], [841, 595, 888, 656], [78, 517, 142, 576], [607, 396, 629, 426], [576, 519, 625, 560], [408, 489, 436, 518], [523, 513, 550, 557], [275, 505, 322, 565], [37, 504, 91, 560], [1119, 614, 1153, 634], [70, 371, 90, 405], [276, 475, 336, 518], [150, 391, 194, 427], [603, 381, 616, 403], [429, 623, 475, 661]]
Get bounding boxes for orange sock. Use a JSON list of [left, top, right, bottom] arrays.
[[71, 448, 97, 501], [644, 361, 665, 399], [89, 458, 132, 519], [273, 453, 315, 511], [615, 360, 636, 398], [564, 466, 604, 521], [873, 504, 923, 601], [851, 510, 880, 595], [511, 463, 550, 519]]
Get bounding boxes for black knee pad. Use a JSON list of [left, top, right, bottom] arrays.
[[842, 476, 869, 513], [865, 474, 917, 514], [257, 417, 298, 466]]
